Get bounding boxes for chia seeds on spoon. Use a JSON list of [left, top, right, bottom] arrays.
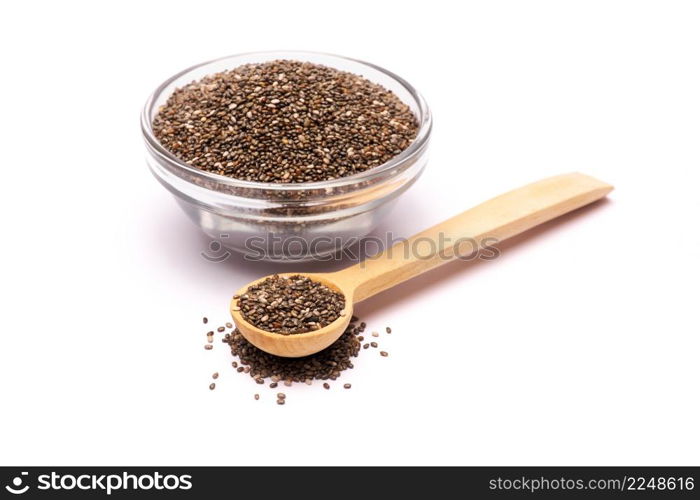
[[237, 274, 345, 334], [153, 60, 418, 183]]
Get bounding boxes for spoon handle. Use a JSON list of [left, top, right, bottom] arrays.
[[332, 172, 613, 302]]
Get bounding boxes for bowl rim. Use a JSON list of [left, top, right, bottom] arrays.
[[141, 50, 432, 193]]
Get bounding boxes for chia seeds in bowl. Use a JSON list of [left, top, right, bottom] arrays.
[[141, 51, 431, 261]]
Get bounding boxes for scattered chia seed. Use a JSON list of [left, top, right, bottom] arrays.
[[217, 326, 225, 333], [153, 60, 418, 183], [223, 324, 360, 383], [204, 344, 213, 351], [238, 274, 345, 334], [203, 317, 208, 324], [226, 322, 233, 329], [209, 313, 393, 401], [371, 331, 379, 337], [209, 383, 216, 390], [386, 327, 392, 333]]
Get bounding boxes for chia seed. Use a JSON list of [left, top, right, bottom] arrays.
[[153, 60, 418, 184]]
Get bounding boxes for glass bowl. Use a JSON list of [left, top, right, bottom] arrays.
[[141, 51, 431, 261]]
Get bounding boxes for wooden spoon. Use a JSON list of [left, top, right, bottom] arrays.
[[230, 172, 613, 357]]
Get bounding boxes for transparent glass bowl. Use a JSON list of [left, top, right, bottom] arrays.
[[141, 51, 431, 261]]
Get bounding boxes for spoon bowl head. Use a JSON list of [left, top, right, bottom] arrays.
[[230, 273, 353, 358]]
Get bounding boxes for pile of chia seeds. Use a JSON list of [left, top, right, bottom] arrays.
[[203, 315, 392, 405]]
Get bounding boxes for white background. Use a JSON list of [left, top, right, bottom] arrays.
[[1, 0, 698, 466]]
